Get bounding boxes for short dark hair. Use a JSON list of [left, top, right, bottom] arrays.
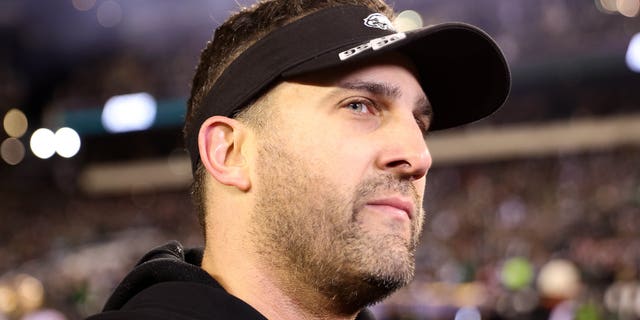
[[184, 0, 394, 233]]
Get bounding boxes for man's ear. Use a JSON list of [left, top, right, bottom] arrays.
[[198, 116, 251, 191]]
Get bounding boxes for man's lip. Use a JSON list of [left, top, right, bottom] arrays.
[[365, 197, 414, 220]]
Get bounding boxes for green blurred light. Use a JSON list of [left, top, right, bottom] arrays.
[[501, 257, 534, 291]]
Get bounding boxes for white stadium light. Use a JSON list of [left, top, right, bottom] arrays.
[[101, 92, 157, 133], [625, 32, 640, 73], [30, 128, 56, 159], [55, 127, 81, 158], [394, 10, 423, 32], [29, 127, 82, 160]]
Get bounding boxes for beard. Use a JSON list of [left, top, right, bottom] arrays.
[[250, 134, 425, 315]]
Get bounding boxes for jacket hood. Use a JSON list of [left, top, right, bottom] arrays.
[[98, 240, 375, 320], [102, 240, 216, 311]]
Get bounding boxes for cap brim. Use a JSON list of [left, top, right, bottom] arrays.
[[283, 23, 511, 131]]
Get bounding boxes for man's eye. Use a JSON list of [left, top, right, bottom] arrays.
[[345, 100, 375, 114]]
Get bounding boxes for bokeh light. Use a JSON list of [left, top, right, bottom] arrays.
[[30, 128, 56, 159], [1, 138, 25, 165], [71, 0, 96, 11], [501, 257, 534, 290], [54, 127, 81, 158], [596, 0, 619, 13], [604, 282, 640, 316], [96, 0, 122, 28], [537, 259, 581, 299], [22, 309, 68, 320], [454, 306, 481, 320], [14, 274, 44, 312], [625, 32, 640, 72], [617, 0, 640, 16], [3, 108, 28, 138], [394, 10, 423, 32], [0, 285, 17, 315], [101, 92, 157, 133]]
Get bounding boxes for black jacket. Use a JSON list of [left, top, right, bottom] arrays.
[[86, 241, 376, 320]]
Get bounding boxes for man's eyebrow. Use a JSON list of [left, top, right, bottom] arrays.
[[337, 80, 432, 117], [338, 80, 402, 101]]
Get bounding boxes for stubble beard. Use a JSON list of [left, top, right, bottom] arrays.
[[251, 136, 425, 315]]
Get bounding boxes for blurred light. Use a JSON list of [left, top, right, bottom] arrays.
[[0, 285, 17, 314], [607, 282, 640, 317], [576, 302, 601, 320], [618, 0, 640, 16], [1, 138, 25, 165], [3, 108, 28, 138], [596, 0, 619, 13], [97, 0, 122, 28], [14, 274, 44, 312], [537, 259, 581, 299], [501, 257, 534, 290], [549, 300, 576, 320], [22, 309, 67, 320], [625, 33, 640, 72], [101, 92, 157, 133], [454, 306, 481, 320], [54, 127, 81, 158], [618, 283, 639, 317], [604, 282, 621, 313], [456, 282, 488, 307], [394, 10, 423, 32], [30, 128, 56, 159], [71, 0, 96, 11]]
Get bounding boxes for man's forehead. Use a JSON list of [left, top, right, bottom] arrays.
[[285, 52, 429, 108]]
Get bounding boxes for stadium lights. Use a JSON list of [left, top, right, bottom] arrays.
[[2, 108, 29, 165], [625, 32, 640, 73], [394, 10, 423, 32], [29, 127, 82, 159], [30, 128, 56, 159], [101, 92, 157, 133], [54, 127, 82, 158], [3, 108, 28, 138], [1, 138, 25, 165], [596, 0, 640, 16]]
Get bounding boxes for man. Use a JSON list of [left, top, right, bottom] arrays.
[[87, 0, 509, 319]]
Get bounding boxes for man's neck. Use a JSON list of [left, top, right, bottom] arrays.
[[201, 246, 358, 320]]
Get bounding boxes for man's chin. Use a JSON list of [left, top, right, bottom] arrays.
[[354, 235, 415, 291], [328, 259, 415, 313]]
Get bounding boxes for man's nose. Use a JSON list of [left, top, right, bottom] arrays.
[[375, 118, 432, 181]]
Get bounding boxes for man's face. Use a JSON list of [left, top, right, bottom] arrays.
[[249, 53, 432, 312]]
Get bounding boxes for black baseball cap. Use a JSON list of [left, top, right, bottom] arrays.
[[186, 4, 511, 173]]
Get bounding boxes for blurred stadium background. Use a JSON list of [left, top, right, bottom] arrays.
[[1, 0, 640, 319]]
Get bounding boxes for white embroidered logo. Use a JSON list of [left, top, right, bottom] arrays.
[[363, 13, 395, 31], [338, 32, 407, 61]]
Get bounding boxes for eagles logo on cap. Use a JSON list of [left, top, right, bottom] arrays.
[[363, 13, 395, 31]]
